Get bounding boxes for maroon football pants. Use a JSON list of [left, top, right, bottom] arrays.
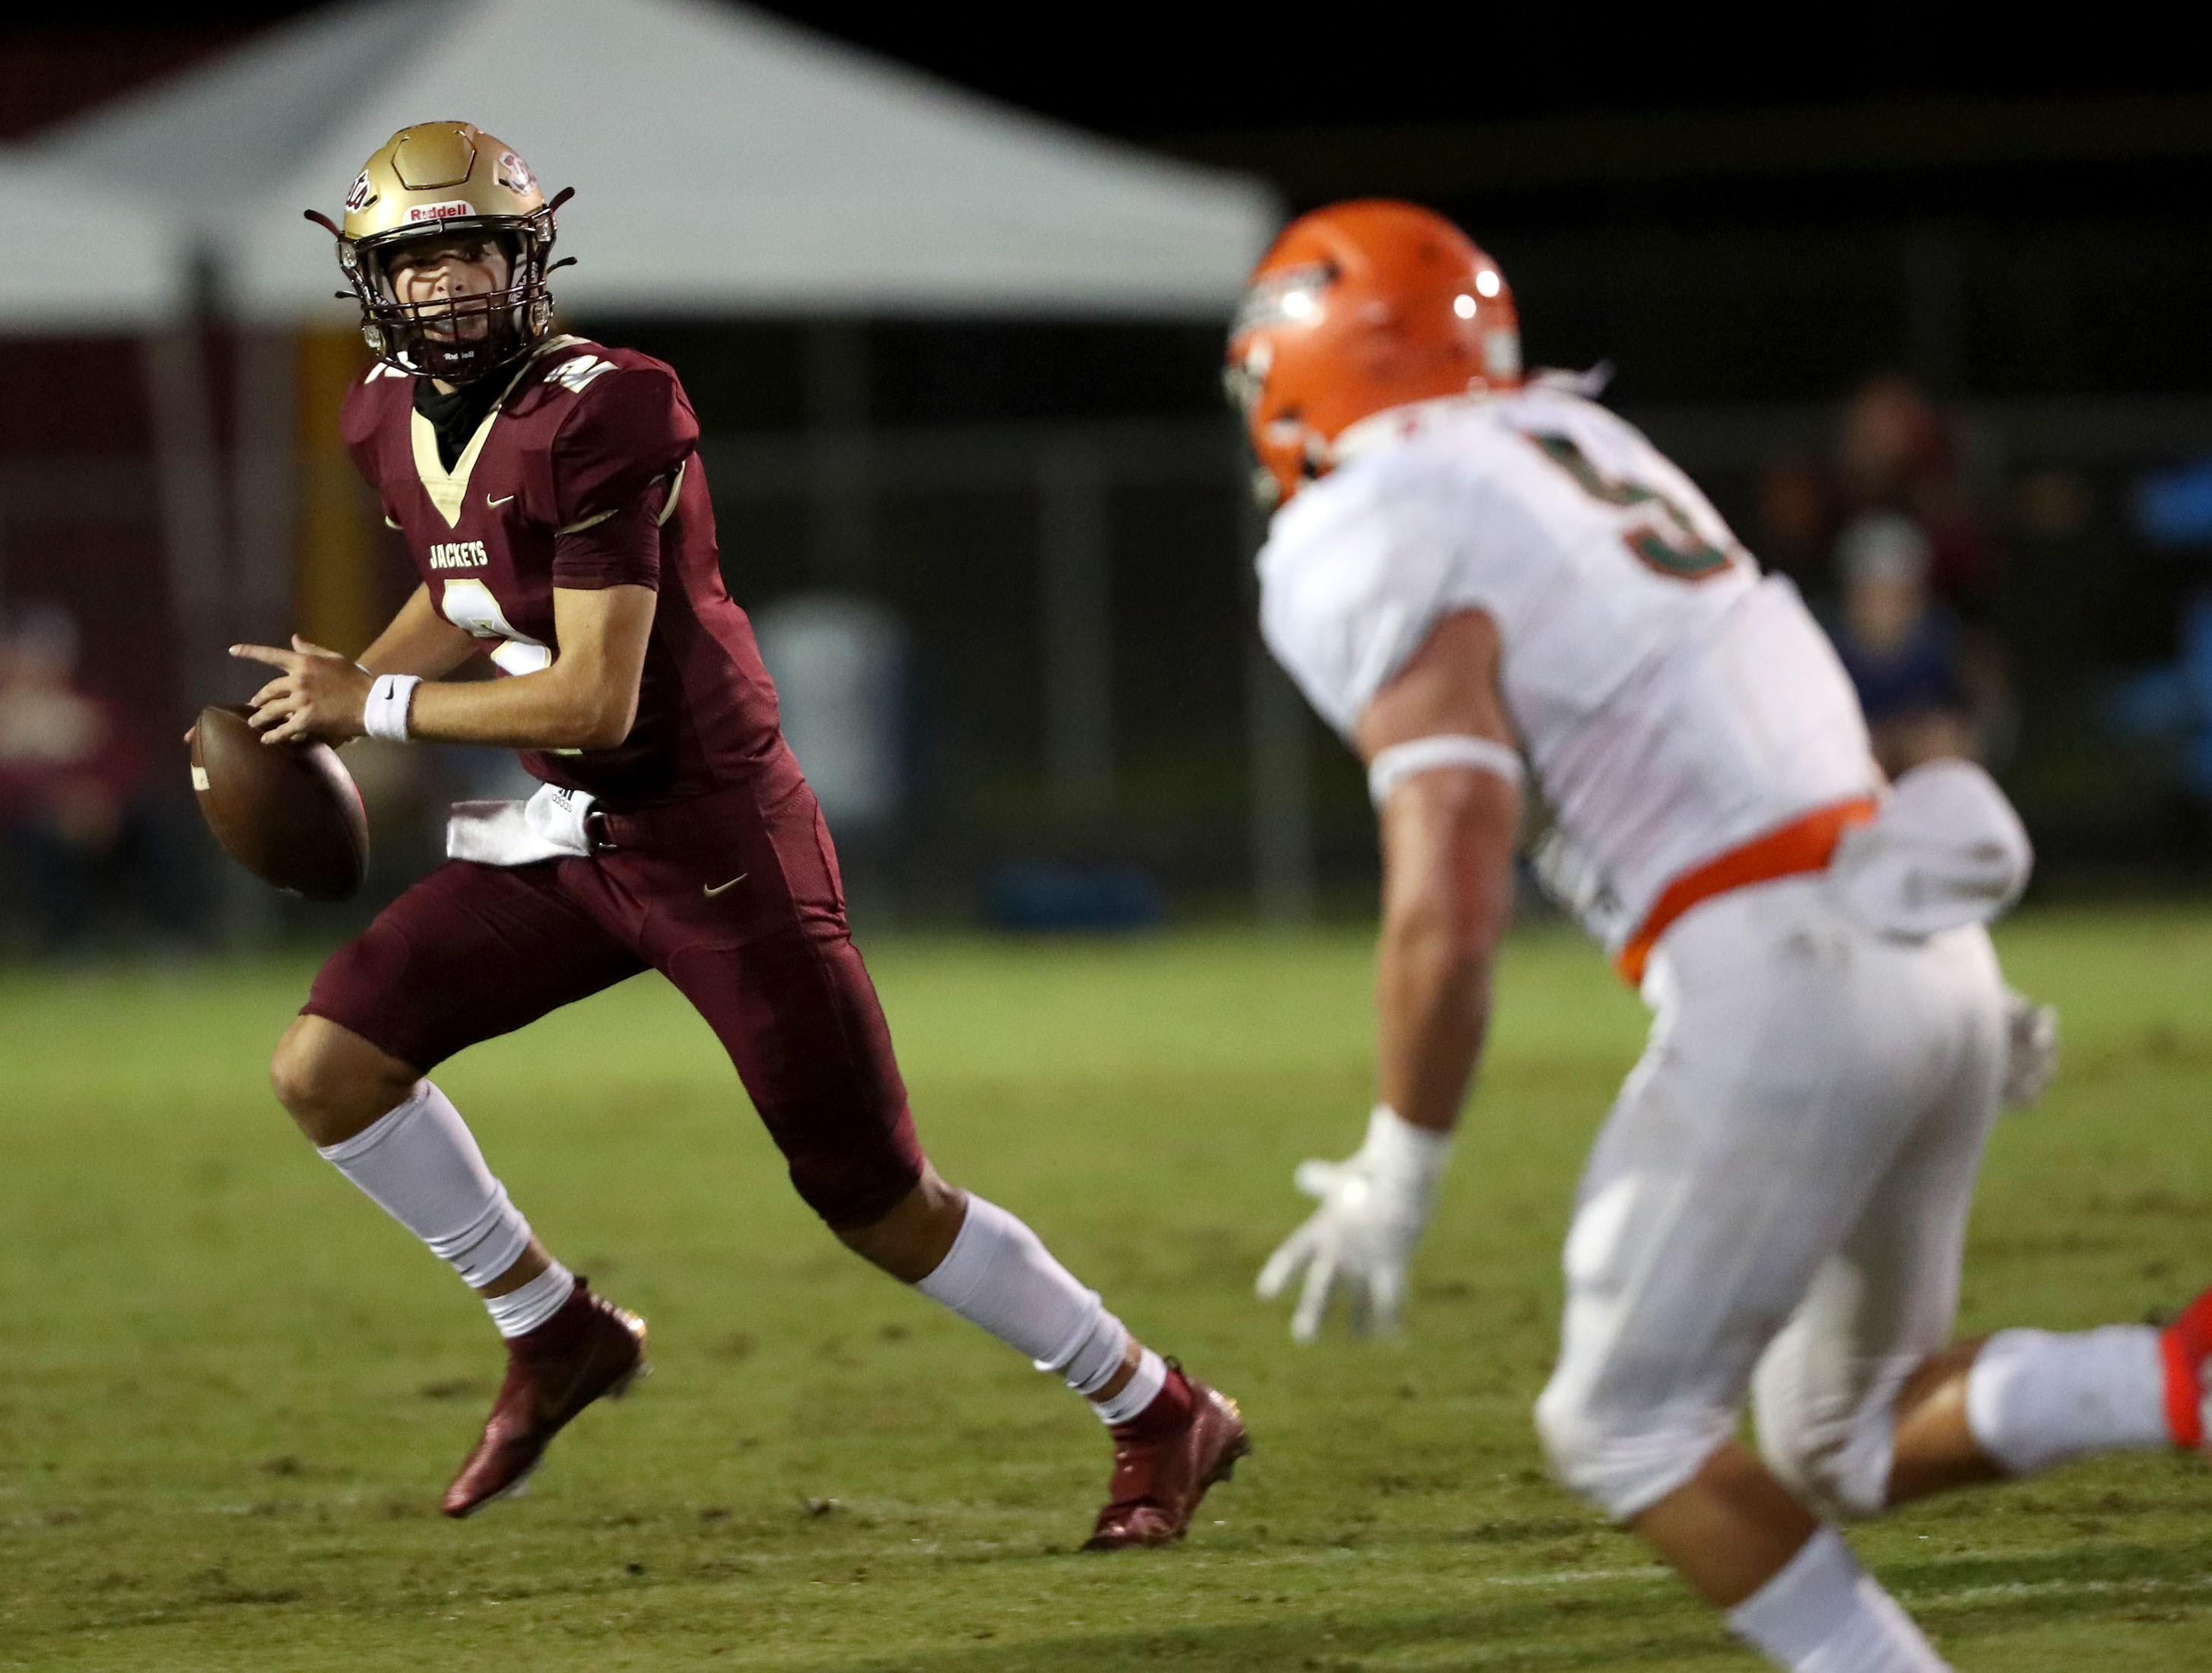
[[303, 780, 925, 1230]]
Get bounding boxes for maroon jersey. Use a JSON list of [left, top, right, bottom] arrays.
[[342, 336, 800, 808]]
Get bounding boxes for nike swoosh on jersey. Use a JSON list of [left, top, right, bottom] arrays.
[[703, 874, 748, 897], [487, 494, 515, 506]]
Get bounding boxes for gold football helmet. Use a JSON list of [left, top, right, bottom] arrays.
[[306, 121, 572, 383]]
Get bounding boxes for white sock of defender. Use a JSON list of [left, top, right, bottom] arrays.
[[913, 1195, 1152, 1421], [1963, 1325, 2170, 1473], [316, 1081, 574, 1337], [1729, 1528, 1949, 1671]]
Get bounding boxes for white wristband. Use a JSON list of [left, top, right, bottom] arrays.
[[362, 674, 421, 742]]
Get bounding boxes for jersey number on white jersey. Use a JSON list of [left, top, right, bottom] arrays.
[[1525, 432, 1735, 582]]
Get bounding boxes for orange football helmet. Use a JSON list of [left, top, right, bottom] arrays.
[[1225, 200, 1522, 505]]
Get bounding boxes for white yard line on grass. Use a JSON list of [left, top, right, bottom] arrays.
[[1905, 1573, 2212, 1608], [1457, 1559, 2212, 1614]]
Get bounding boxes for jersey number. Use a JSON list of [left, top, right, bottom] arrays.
[[439, 579, 553, 675], [437, 581, 585, 754], [1526, 432, 1734, 581]]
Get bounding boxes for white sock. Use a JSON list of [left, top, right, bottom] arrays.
[[316, 1081, 567, 1332], [1093, 1347, 1169, 1427], [914, 1195, 1144, 1411], [1963, 1325, 2170, 1473], [484, 1260, 577, 1339], [1728, 1528, 1949, 1671]]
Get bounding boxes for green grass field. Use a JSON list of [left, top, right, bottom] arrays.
[[4, 908, 2211, 1671]]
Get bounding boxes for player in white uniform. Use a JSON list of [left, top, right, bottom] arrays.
[[1230, 201, 2212, 1672]]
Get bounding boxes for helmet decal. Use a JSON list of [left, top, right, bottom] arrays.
[[344, 171, 375, 213], [495, 150, 535, 196]]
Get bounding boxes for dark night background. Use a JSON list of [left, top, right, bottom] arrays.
[[7, 8, 2212, 944], [11, 13, 2212, 408]]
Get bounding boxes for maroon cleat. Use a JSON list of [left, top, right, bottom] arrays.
[[441, 1278, 647, 1518], [1084, 1363, 1251, 1551]]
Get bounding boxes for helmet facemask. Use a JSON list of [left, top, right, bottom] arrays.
[[326, 197, 568, 383]]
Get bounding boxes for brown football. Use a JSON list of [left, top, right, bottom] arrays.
[[189, 704, 370, 901]]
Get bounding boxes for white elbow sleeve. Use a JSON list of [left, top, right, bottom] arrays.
[[1367, 735, 1522, 808]]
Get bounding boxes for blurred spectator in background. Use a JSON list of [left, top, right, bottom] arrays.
[[1753, 454, 1835, 589], [1838, 373, 2000, 618], [1827, 514, 1980, 777], [0, 604, 202, 956], [1777, 373, 2017, 775], [2107, 458, 2212, 803], [2105, 589, 2212, 805]]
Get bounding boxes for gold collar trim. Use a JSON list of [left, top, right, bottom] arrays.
[[408, 335, 585, 529]]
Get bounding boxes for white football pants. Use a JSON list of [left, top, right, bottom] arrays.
[[1535, 873, 2008, 1522]]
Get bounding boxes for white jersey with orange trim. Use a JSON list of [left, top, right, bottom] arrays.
[[1256, 384, 1880, 955]]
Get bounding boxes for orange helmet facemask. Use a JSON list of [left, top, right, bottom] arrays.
[[1225, 199, 1522, 506]]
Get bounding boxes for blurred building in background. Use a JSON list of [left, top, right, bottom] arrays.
[[4, 8, 2212, 954], [752, 592, 917, 865]]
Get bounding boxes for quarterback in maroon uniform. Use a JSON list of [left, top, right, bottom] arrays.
[[236, 121, 1246, 1539]]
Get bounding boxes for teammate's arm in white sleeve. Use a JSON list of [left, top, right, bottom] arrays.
[[1258, 608, 1522, 1341]]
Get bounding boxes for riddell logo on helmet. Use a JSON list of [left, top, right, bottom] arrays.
[[405, 200, 476, 225]]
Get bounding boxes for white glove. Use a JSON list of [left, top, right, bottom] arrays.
[[1256, 1106, 1451, 1343], [2002, 989, 2058, 1108]]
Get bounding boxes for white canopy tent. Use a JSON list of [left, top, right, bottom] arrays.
[[0, 154, 181, 330], [42, 0, 1280, 322]]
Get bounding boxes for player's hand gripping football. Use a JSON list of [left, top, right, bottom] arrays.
[[1256, 1108, 1449, 1343], [233, 636, 374, 746]]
